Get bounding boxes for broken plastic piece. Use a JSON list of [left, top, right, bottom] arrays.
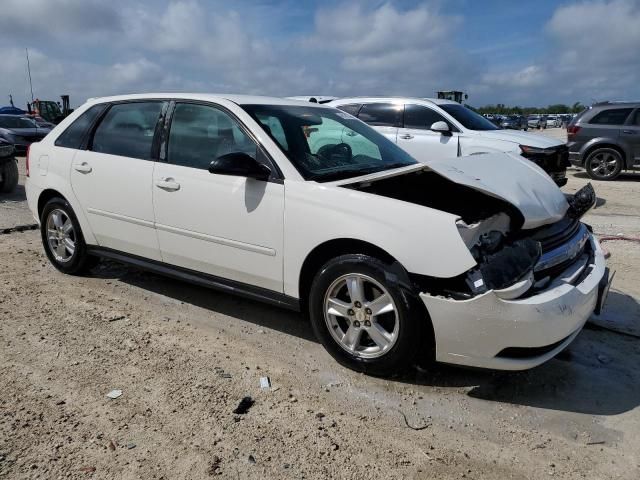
[[106, 389, 122, 399], [259, 377, 271, 389]]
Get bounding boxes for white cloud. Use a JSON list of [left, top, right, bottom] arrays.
[[475, 0, 640, 105], [0, 0, 638, 109]]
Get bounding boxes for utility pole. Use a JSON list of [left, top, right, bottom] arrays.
[[26, 48, 34, 104]]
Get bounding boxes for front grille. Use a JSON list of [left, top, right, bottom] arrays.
[[519, 216, 581, 252]]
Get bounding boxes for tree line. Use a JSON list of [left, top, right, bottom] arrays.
[[469, 102, 585, 115]]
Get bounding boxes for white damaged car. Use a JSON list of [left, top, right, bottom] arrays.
[[25, 94, 610, 376]]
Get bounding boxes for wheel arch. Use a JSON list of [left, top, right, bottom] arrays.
[[583, 141, 628, 168], [300, 238, 436, 363], [37, 188, 68, 220]]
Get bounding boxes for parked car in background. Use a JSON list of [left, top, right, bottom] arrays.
[[546, 115, 560, 128], [567, 101, 640, 180], [329, 97, 569, 186], [501, 115, 528, 130], [25, 93, 608, 375], [527, 115, 547, 129], [0, 139, 18, 193], [0, 114, 51, 154], [286, 96, 338, 104]]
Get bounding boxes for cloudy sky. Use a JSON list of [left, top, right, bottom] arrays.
[[1, 0, 639, 109]]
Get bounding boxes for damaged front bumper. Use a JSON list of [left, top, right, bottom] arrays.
[[421, 233, 607, 370]]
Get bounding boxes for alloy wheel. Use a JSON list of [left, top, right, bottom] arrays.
[[46, 209, 76, 263], [323, 273, 399, 359], [588, 151, 621, 179]]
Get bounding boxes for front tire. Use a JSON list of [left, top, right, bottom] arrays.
[[585, 148, 623, 181], [0, 158, 19, 193], [308, 254, 426, 376], [40, 197, 98, 274]]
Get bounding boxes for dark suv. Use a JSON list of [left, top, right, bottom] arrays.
[[568, 102, 640, 180]]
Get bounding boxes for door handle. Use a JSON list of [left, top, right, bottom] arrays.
[[345, 131, 357, 137], [400, 134, 414, 140], [73, 162, 92, 173], [622, 130, 637, 134], [155, 178, 180, 191]]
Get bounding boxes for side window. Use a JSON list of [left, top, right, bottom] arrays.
[[589, 108, 633, 125], [167, 103, 258, 170], [92, 102, 164, 160], [404, 104, 449, 130], [54, 104, 107, 149], [631, 109, 640, 126], [336, 104, 362, 116], [255, 114, 289, 151], [357, 103, 402, 127]]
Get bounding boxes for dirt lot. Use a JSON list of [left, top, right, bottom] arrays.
[[1, 147, 639, 479]]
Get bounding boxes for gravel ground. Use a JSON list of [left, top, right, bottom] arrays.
[[1, 148, 639, 479]]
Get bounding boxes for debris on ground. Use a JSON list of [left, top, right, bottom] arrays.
[[105, 389, 123, 399], [232, 396, 255, 415], [259, 376, 271, 389], [398, 410, 431, 431], [108, 314, 126, 322]]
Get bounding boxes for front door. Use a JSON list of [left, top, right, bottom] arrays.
[[621, 109, 640, 167], [152, 102, 284, 292], [396, 104, 459, 162], [70, 101, 166, 260]]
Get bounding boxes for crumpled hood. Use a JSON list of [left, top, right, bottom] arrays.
[[420, 153, 569, 229], [473, 129, 563, 149], [334, 152, 569, 230]]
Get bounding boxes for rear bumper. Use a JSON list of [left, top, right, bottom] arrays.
[[421, 234, 606, 370]]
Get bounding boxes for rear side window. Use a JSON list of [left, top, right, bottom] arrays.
[[589, 108, 633, 125], [91, 102, 164, 160], [55, 104, 107, 149], [357, 103, 402, 127], [404, 104, 449, 130], [630, 109, 640, 126], [336, 104, 362, 116]]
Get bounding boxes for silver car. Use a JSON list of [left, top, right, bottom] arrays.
[[568, 101, 640, 180]]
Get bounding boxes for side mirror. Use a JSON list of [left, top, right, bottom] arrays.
[[209, 152, 271, 180], [430, 121, 451, 135]]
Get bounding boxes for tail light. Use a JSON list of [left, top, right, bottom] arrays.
[[26, 145, 30, 177], [567, 125, 581, 139]]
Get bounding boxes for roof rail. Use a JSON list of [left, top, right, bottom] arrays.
[[592, 100, 640, 106]]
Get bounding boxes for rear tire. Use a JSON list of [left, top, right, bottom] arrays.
[[40, 197, 99, 275], [585, 148, 623, 181], [308, 254, 428, 376], [0, 158, 19, 193]]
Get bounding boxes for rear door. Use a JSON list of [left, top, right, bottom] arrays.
[[356, 103, 402, 143], [621, 108, 640, 167], [396, 104, 459, 162], [70, 101, 166, 260]]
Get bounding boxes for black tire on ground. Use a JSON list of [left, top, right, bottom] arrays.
[[308, 254, 428, 377], [585, 148, 624, 181], [0, 158, 19, 193], [40, 197, 99, 275]]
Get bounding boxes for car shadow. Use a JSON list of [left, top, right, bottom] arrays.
[[90, 260, 640, 416]]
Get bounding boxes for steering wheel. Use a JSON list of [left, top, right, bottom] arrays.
[[317, 143, 353, 166]]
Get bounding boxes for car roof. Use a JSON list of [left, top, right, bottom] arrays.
[[328, 96, 459, 107], [85, 93, 328, 108]]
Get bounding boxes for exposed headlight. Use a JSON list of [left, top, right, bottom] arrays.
[[519, 145, 556, 156]]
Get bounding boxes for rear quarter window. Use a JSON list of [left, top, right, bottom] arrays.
[[55, 104, 107, 149], [357, 103, 402, 127], [588, 108, 633, 125]]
